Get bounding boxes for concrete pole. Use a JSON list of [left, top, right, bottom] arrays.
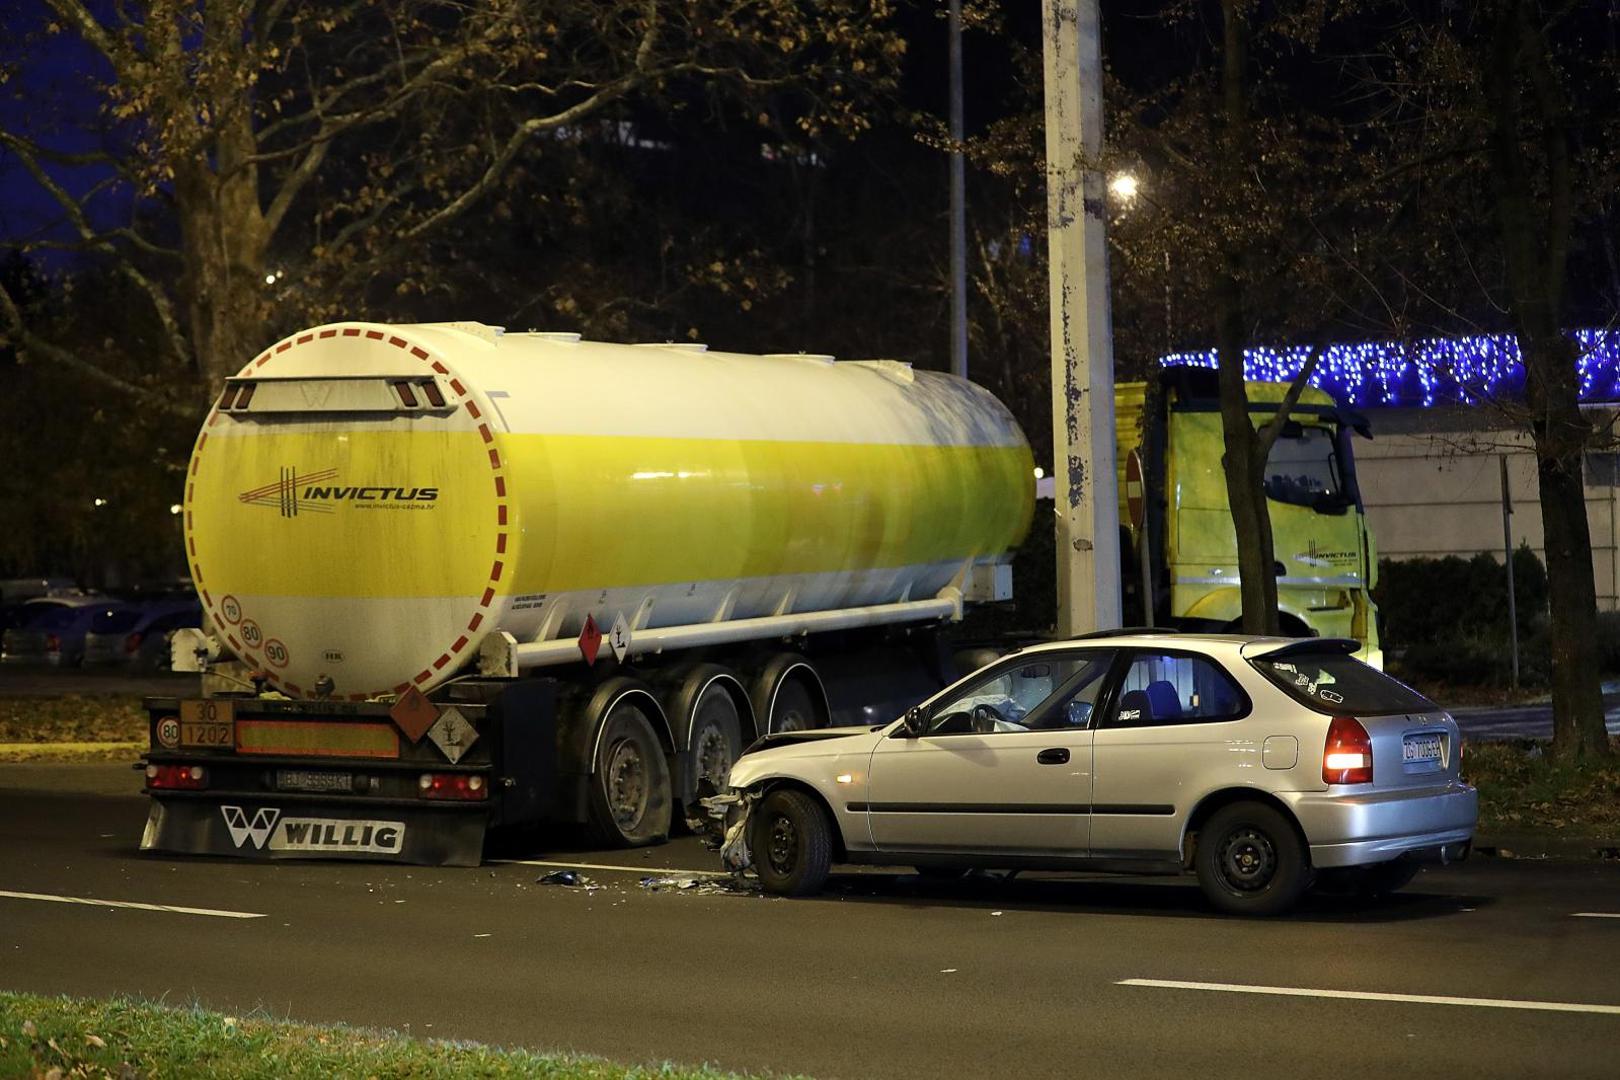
[[1043, 0, 1121, 635], [949, 0, 969, 380]]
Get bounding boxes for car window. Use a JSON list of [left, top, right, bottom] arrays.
[[92, 609, 141, 633], [1251, 650, 1434, 715], [147, 610, 201, 633], [1109, 651, 1248, 727], [925, 651, 1114, 735]]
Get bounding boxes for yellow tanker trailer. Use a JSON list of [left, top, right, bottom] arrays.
[[141, 321, 1033, 864]]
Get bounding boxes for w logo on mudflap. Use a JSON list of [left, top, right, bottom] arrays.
[[221, 806, 281, 850]]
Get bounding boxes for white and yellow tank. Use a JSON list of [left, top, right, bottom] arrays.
[[182, 322, 1034, 700]]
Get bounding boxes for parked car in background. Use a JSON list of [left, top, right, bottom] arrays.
[[83, 602, 202, 671], [1, 602, 137, 667], [716, 632, 1476, 916], [0, 591, 107, 635]]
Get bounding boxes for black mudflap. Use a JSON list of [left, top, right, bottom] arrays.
[[141, 797, 489, 867]]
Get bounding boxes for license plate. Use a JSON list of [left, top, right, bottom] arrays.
[[179, 700, 235, 749], [276, 769, 355, 794], [1403, 733, 1443, 763]]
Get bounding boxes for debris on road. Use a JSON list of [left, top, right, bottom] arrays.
[[638, 873, 761, 896], [537, 870, 587, 887]]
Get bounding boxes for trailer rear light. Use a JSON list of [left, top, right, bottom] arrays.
[[1323, 716, 1374, 784], [234, 382, 256, 408], [421, 380, 446, 408], [418, 772, 488, 801], [218, 385, 241, 410], [124, 632, 144, 654], [45, 633, 60, 654], [392, 380, 419, 407], [146, 763, 208, 790]]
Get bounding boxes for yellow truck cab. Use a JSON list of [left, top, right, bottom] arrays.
[[1117, 368, 1382, 668]]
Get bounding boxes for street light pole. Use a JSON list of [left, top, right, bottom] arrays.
[[949, 0, 968, 381], [1043, 0, 1121, 636]]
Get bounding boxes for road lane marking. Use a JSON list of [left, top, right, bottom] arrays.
[[0, 890, 265, 920], [491, 859, 729, 878], [1118, 979, 1620, 1016], [1574, 913, 1620, 919]]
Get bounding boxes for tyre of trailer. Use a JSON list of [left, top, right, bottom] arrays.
[[586, 683, 675, 848], [750, 654, 829, 734], [662, 664, 750, 814]]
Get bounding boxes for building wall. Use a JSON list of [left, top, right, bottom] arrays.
[[1354, 406, 1620, 609]]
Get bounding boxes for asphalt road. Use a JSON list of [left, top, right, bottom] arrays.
[[2, 767, 1619, 1079]]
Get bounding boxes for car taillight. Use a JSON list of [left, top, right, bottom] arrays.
[[1323, 715, 1374, 785], [124, 632, 144, 654], [146, 764, 207, 790], [418, 773, 487, 801], [45, 633, 60, 653]]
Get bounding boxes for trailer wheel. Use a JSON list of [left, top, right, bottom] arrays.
[[587, 700, 672, 848], [688, 683, 743, 802], [770, 677, 819, 733]]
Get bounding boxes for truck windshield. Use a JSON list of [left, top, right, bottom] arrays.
[[1264, 425, 1344, 509]]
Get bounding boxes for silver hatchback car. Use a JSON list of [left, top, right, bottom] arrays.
[[716, 632, 1477, 915]]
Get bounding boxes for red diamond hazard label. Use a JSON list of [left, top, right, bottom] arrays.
[[389, 686, 440, 743], [578, 614, 602, 666]]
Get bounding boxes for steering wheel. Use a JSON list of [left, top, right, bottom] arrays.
[[970, 703, 1010, 733]]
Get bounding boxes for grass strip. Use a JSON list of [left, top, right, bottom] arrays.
[[0, 992, 785, 1080], [0, 695, 147, 745], [1464, 738, 1620, 836]]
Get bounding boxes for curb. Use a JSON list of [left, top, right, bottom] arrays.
[[1474, 831, 1620, 861]]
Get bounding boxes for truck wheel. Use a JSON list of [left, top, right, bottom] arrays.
[[771, 678, 819, 733], [1194, 801, 1311, 916], [587, 701, 672, 848], [750, 789, 833, 897], [688, 683, 743, 801]]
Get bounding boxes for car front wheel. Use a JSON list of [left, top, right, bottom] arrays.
[[750, 789, 833, 897], [1194, 801, 1311, 916]]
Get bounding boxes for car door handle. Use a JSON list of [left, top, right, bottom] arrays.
[[1037, 747, 1070, 765]]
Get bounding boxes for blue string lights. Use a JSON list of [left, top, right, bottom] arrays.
[[1160, 329, 1620, 407]]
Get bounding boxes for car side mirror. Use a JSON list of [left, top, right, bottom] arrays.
[[902, 706, 929, 737]]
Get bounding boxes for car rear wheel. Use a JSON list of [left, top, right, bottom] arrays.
[[750, 789, 833, 897], [1194, 801, 1311, 916]]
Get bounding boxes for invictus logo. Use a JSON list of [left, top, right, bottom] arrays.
[[238, 467, 439, 517]]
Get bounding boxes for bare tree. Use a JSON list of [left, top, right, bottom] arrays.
[[0, 1, 903, 397]]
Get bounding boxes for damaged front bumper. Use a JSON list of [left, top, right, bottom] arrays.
[[691, 786, 756, 873]]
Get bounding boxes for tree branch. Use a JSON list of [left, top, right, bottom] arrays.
[[0, 280, 191, 416], [0, 131, 190, 365]]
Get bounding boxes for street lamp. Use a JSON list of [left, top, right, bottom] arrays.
[[1108, 171, 1140, 209]]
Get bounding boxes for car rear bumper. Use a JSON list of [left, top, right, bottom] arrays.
[[1284, 781, 1478, 869]]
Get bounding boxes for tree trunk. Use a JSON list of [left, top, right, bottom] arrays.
[[1531, 407, 1608, 761], [1483, 1, 1609, 760], [1214, 0, 1280, 635], [175, 4, 272, 390], [1216, 273, 1280, 635]]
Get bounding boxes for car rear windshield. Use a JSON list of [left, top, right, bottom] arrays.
[[1251, 651, 1435, 715], [92, 609, 140, 633]]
